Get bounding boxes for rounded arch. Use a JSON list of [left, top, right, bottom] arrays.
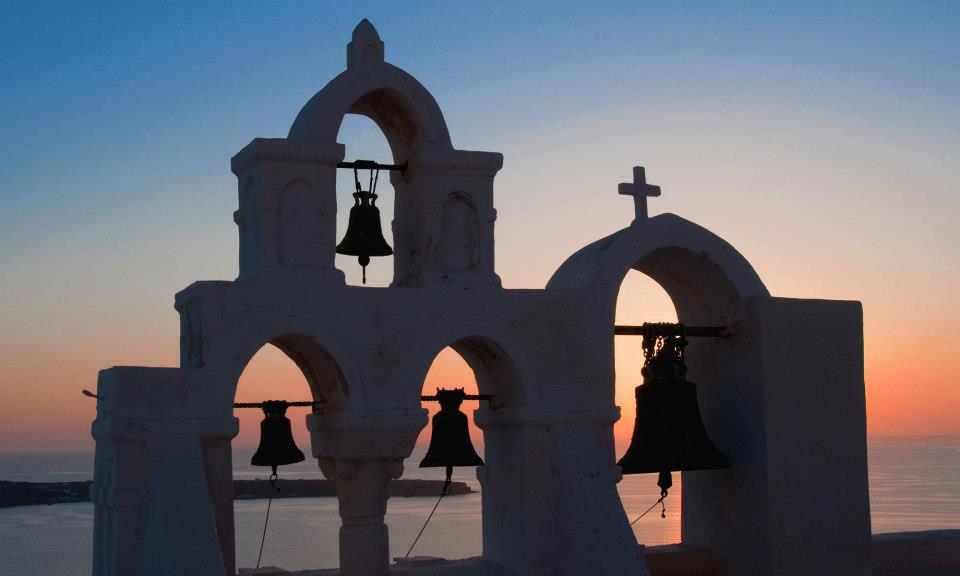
[[288, 64, 453, 160], [552, 213, 771, 551], [450, 336, 525, 407], [409, 332, 534, 409], [548, 213, 769, 326], [226, 318, 359, 411]]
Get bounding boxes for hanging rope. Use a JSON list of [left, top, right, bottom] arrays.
[[630, 494, 668, 526], [256, 472, 281, 569], [630, 468, 674, 525], [405, 466, 453, 558]]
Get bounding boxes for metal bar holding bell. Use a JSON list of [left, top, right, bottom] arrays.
[[421, 393, 492, 402], [614, 324, 728, 338], [233, 400, 319, 409], [336, 159, 407, 172]]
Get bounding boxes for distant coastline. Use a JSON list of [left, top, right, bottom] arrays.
[[0, 478, 472, 508]]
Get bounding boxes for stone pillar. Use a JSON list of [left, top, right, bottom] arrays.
[[91, 429, 146, 576], [319, 458, 404, 576], [754, 297, 870, 576], [307, 408, 428, 575], [682, 297, 871, 576], [202, 436, 236, 576], [230, 138, 346, 282], [392, 148, 503, 288], [475, 406, 649, 576], [91, 367, 239, 576]]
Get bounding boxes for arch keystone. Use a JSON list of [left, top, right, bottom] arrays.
[[348, 19, 385, 69]]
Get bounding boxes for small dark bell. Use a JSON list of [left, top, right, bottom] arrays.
[[336, 191, 393, 283], [251, 401, 305, 476], [617, 352, 730, 480], [420, 389, 484, 469]]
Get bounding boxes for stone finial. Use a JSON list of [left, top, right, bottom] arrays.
[[618, 166, 661, 222], [347, 19, 385, 69]]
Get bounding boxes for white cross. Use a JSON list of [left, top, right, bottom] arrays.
[[618, 166, 661, 222]]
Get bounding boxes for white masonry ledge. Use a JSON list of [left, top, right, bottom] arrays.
[[241, 556, 518, 576], [873, 530, 960, 576], [239, 530, 960, 576]]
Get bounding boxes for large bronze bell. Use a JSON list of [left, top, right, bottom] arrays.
[[617, 333, 729, 494], [420, 388, 484, 469], [336, 162, 393, 283], [250, 400, 306, 476]]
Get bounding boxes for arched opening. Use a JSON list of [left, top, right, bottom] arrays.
[[389, 347, 484, 560], [345, 87, 426, 161], [233, 343, 319, 477], [614, 270, 683, 545], [608, 242, 755, 555], [335, 114, 398, 287], [388, 336, 525, 562], [230, 337, 347, 572]]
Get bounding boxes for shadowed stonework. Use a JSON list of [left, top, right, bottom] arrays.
[[91, 19, 884, 576]]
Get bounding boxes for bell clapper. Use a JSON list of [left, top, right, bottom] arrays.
[[658, 470, 673, 497], [629, 467, 672, 525], [359, 255, 370, 284]]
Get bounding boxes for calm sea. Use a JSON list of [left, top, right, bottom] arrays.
[[0, 437, 957, 575]]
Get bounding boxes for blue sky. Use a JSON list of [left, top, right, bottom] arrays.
[[3, 2, 956, 273]]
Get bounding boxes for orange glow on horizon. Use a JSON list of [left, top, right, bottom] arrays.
[[232, 345, 483, 451], [0, 268, 956, 455]]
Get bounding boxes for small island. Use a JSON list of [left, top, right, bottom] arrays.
[[0, 479, 473, 508]]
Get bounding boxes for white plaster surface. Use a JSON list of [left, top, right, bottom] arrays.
[[91, 19, 881, 576]]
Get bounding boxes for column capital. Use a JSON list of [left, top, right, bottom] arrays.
[[231, 138, 345, 175], [406, 148, 504, 176], [319, 456, 404, 576], [307, 408, 427, 462]]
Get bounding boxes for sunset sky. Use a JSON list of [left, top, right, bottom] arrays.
[[1, 1, 957, 453]]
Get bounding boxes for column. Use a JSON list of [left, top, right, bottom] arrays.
[[308, 408, 428, 575], [319, 458, 404, 576]]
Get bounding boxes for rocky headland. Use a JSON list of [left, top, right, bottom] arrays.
[[0, 478, 473, 508]]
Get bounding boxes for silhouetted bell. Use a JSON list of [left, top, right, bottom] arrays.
[[617, 341, 729, 494], [251, 401, 305, 476], [420, 389, 484, 469], [336, 170, 393, 284]]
